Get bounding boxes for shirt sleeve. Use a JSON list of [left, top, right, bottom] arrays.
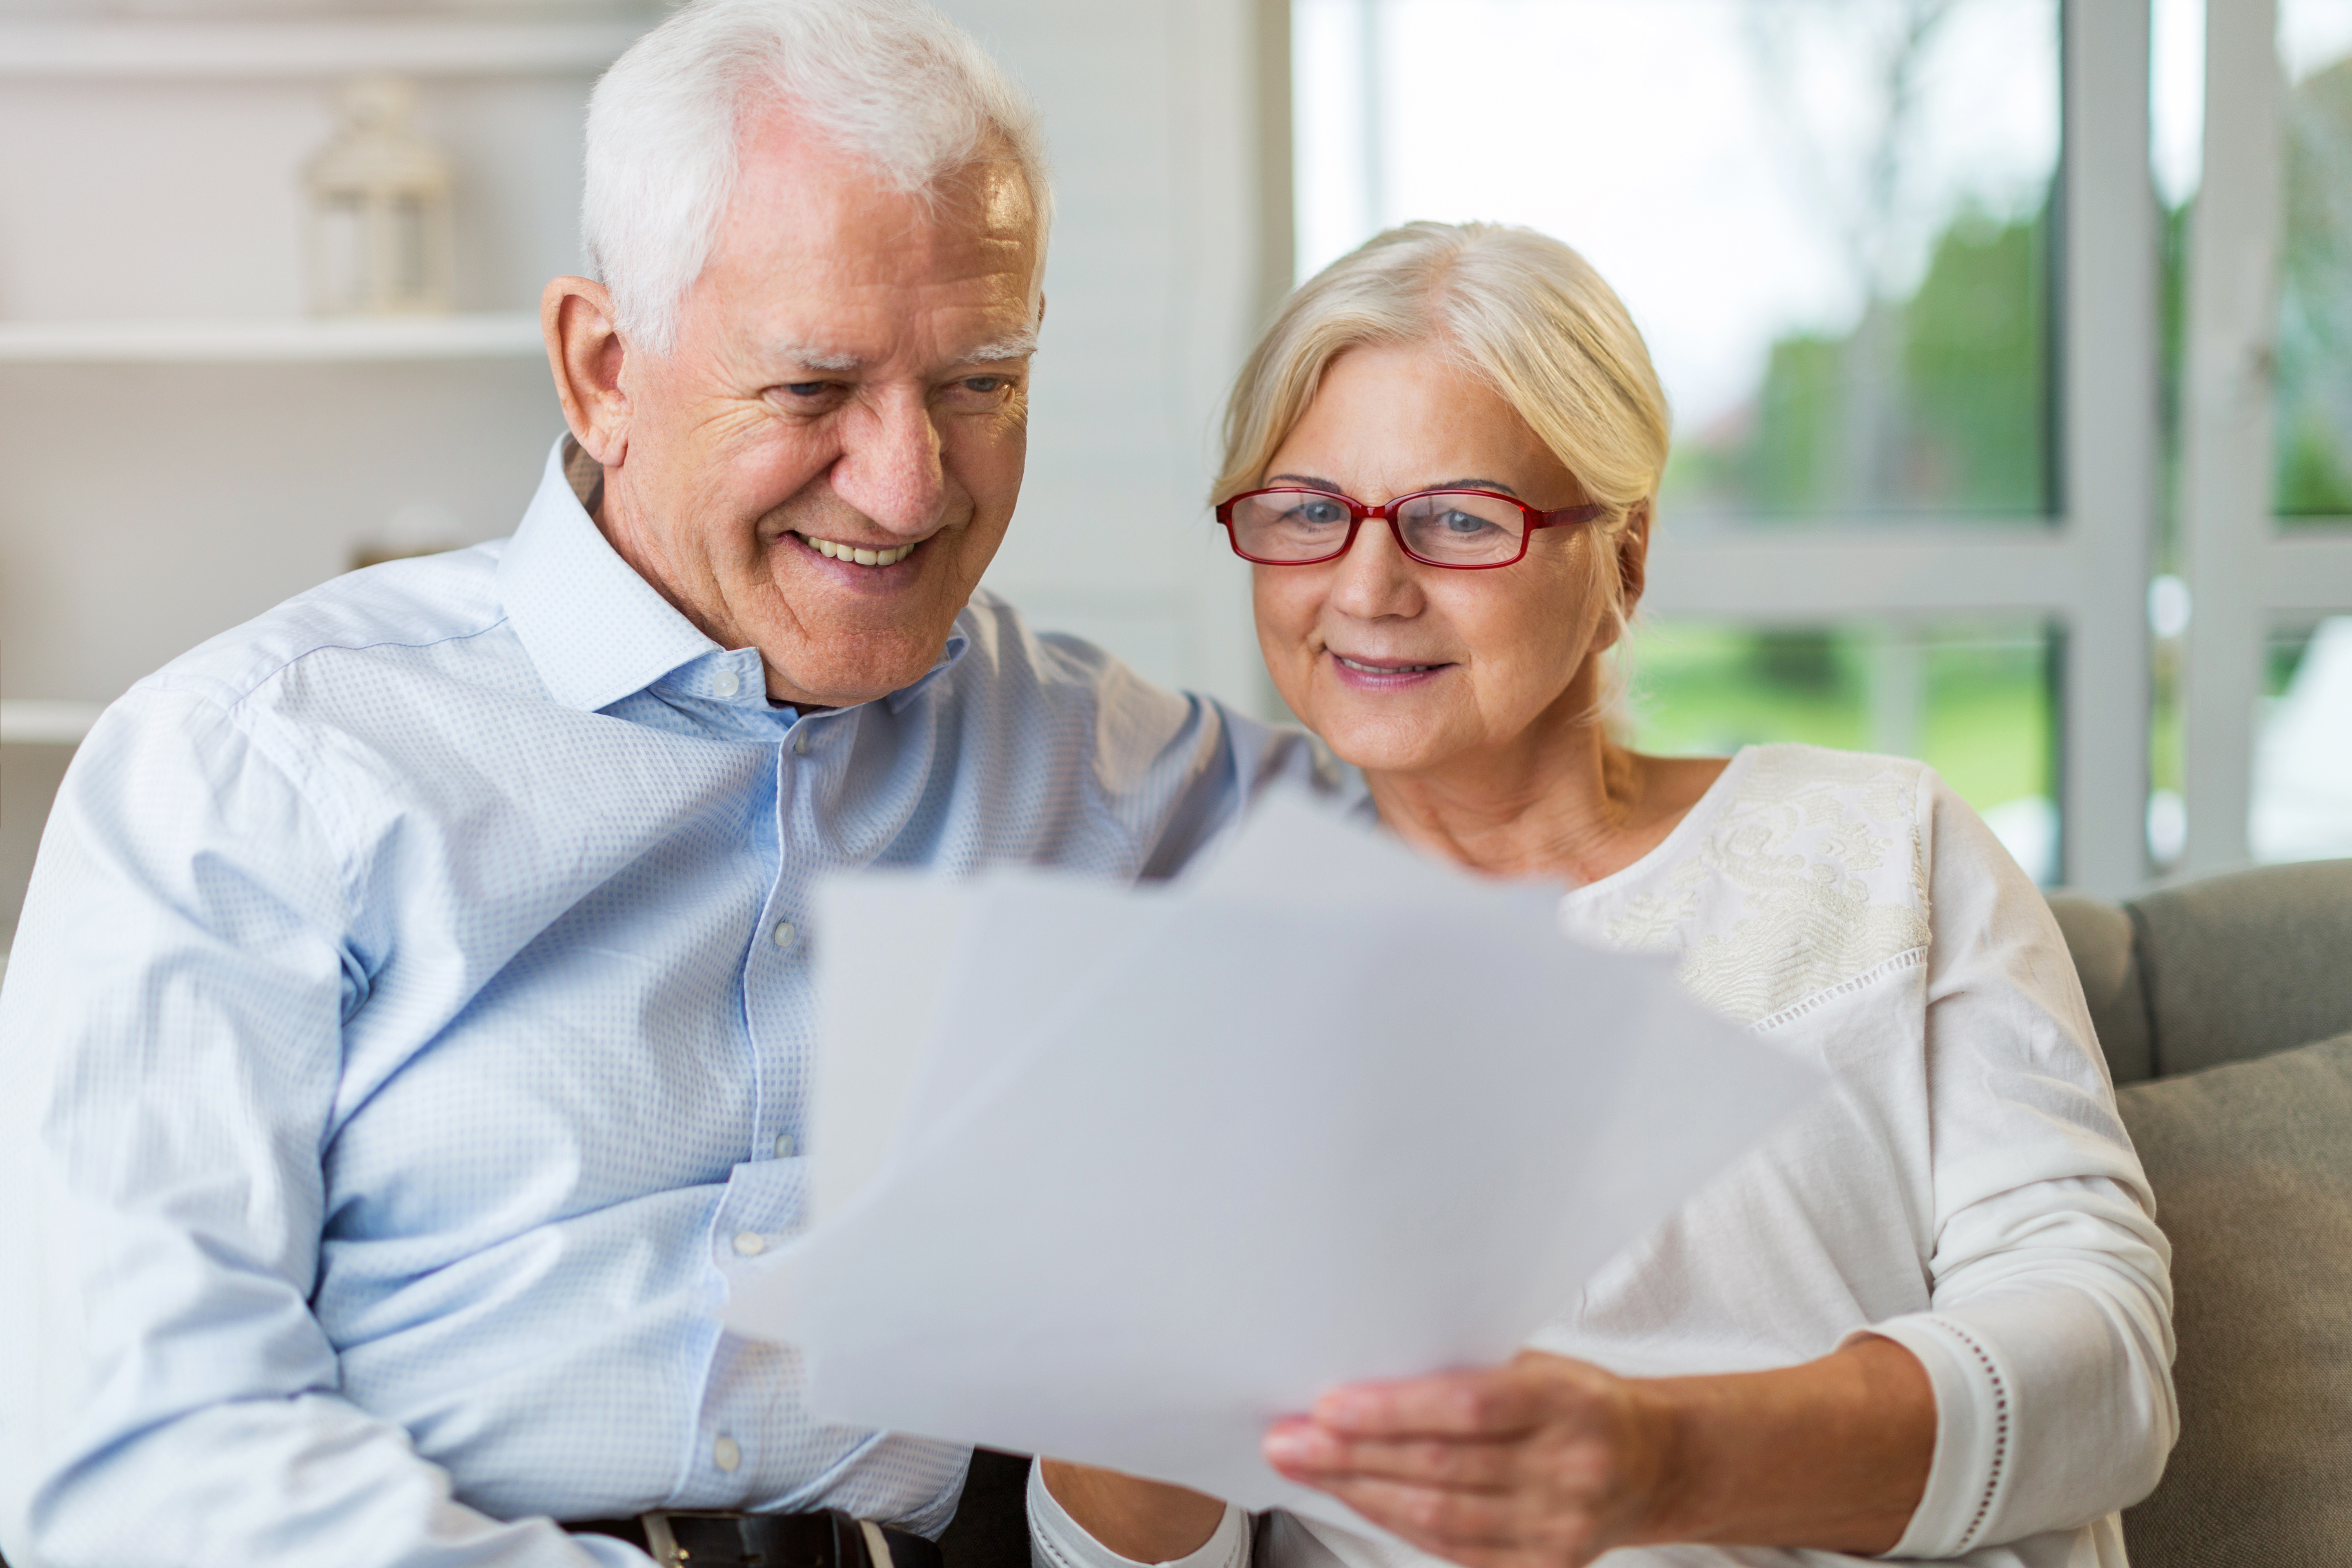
[[1026, 1461, 1252, 1568], [0, 687, 633, 1568], [1130, 691, 1356, 882], [1869, 772, 2177, 1558]]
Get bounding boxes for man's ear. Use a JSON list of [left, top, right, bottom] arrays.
[[543, 276, 631, 467]]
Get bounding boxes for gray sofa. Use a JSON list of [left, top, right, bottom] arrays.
[[2047, 860, 2352, 1564]]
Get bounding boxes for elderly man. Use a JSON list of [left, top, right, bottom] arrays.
[[0, 3, 1323, 1565]]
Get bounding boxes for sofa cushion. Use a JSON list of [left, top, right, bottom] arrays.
[[2116, 1031, 2352, 1566], [2129, 860, 2352, 1076], [2046, 892, 2152, 1083]]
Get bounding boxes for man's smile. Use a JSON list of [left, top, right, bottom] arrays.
[[794, 530, 921, 567]]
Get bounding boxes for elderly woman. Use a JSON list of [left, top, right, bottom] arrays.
[[1027, 223, 2174, 1568]]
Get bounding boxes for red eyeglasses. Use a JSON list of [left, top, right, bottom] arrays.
[[1214, 487, 1604, 570]]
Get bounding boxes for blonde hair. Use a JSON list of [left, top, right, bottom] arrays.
[[1215, 221, 1670, 645]]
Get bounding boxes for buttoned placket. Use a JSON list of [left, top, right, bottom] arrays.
[[666, 659, 830, 1498], [747, 709, 831, 1170]]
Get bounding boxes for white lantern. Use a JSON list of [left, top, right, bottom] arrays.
[[305, 76, 454, 316]]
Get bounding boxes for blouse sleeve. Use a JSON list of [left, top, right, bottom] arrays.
[[1868, 772, 2177, 1557]]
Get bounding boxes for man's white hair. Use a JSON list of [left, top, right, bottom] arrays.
[[583, 0, 1051, 354]]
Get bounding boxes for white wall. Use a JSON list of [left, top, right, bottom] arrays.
[[0, 49, 609, 707], [947, 0, 1279, 715]]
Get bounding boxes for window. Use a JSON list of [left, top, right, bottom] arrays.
[[2173, 0, 2352, 873], [1626, 619, 2059, 878], [1292, 0, 2352, 890], [1293, 0, 2134, 887], [2275, 1, 2352, 521]]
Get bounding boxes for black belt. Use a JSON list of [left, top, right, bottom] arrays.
[[570, 1508, 943, 1568]]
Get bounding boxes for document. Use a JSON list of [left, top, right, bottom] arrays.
[[722, 794, 1820, 1523]]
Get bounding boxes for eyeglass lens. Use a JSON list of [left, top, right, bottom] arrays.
[[1227, 491, 1528, 566]]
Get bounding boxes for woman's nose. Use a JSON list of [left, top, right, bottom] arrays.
[[827, 390, 948, 537], [1324, 513, 1425, 621]]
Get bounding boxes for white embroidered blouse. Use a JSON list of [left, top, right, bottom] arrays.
[[1029, 744, 2176, 1568]]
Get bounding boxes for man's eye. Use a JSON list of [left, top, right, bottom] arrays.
[[962, 376, 1006, 393], [782, 382, 833, 398]]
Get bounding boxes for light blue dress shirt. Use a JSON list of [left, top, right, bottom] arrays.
[[0, 439, 1330, 1568]]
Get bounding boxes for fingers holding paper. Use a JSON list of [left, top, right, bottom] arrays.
[[1263, 1350, 1672, 1568]]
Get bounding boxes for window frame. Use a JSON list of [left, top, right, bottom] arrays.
[[2178, 0, 2352, 875], [1287, 0, 2159, 893]]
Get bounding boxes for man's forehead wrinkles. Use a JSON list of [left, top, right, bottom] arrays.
[[752, 315, 1036, 377]]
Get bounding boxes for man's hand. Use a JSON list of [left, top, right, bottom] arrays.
[[1262, 1351, 1675, 1568]]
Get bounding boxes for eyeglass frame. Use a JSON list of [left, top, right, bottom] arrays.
[[1212, 486, 1606, 570]]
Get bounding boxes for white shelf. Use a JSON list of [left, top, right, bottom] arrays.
[[0, 17, 652, 79], [0, 312, 546, 365], [0, 700, 104, 746]]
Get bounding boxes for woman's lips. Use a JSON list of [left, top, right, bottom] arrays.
[[1327, 651, 1451, 688]]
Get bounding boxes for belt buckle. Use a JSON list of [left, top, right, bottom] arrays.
[[639, 1512, 686, 1568], [632, 1508, 886, 1568]]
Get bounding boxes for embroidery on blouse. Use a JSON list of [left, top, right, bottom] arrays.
[[1602, 886, 1699, 949], [1599, 746, 1932, 1026]]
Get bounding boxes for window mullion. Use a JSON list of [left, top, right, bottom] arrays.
[[2058, 0, 2161, 895], [2179, 0, 2285, 875]]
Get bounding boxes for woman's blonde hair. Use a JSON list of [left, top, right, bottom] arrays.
[[1215, 221, 1670, 644]]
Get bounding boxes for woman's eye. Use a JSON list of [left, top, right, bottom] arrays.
[[1293, 501, 1347, 526], [1439, 510, 1493, 534]]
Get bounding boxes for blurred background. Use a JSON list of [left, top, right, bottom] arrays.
[[2, 0, 2348, 951]]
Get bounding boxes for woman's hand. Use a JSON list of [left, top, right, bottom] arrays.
[[1040, 1460, 1230, 1564], [1263, 1351, 1676, 1568], [1264, 1338, 1934, 1568]]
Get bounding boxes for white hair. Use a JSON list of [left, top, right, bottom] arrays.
[[583, 0, 1052, 354]]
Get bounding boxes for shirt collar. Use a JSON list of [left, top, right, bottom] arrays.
[[500, 435, 976, 716], [499, 437, 718, 713]]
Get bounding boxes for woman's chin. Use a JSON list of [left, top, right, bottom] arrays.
[[1307, 706, 1465, 778]]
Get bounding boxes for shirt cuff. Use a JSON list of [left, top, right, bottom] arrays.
[[1027, 1461, 1250, 1568], [1854, 1316, 2016, 1559]]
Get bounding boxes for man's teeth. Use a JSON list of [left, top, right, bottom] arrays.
[[1336, 656, 1437, 674], [804, 536, 916, 567]]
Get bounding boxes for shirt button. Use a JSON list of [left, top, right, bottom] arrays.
[[731, 1231, 766, 1258], [713, 668, 742, 698], [793, 731, 810, 757], [771, 920, 797, 949], [713, 1435, 742, 1472], [774, 1132, 797, 1159]]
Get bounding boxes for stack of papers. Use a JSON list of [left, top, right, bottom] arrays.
[[722, 794, 1819, 1521]]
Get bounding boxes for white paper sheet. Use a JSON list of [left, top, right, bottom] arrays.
[[728, 793, 1821, 1520]]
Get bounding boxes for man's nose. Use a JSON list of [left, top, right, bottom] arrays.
[[828, 389, 948, 537]]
